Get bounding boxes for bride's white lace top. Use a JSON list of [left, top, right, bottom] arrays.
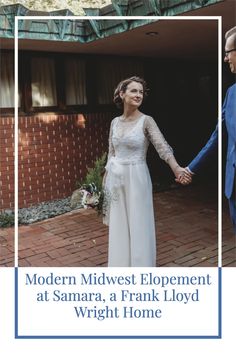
[[106, 114, 173, 166], [103, 114, 174, 226]]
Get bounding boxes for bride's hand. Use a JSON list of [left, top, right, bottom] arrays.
[[174, 166, 192, 185]]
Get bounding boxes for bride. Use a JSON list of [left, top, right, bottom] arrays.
[[103, 76, 191, 267]]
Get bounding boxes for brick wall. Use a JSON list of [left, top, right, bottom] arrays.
[[0, 117, 14, 210], [0, 113, 112, 210]]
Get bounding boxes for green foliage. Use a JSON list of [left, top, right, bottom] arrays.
[[76, 152, 107, 192], [75, 152, 107, 214], [0, 213, 14, 228]]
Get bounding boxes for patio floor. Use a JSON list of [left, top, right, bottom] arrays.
[[0, 182, 235, 267]]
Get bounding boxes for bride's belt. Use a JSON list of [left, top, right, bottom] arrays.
[[106, 156, 145, 167]]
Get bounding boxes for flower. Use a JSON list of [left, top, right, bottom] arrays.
[[78, 183, 101, 209]]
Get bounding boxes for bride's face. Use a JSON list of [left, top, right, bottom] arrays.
[[120, 81, 144, 108]]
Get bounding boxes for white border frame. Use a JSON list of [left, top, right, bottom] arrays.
[[14, 15, 222, 267]]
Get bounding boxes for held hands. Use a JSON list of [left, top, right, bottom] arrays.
[[174, 166, 193, 185]]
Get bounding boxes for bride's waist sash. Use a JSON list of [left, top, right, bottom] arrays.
[[107, 156, 146, 166]]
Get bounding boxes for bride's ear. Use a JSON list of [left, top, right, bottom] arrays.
[[119, 91, 124, 100]]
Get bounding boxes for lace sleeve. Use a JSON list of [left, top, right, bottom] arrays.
[[105, 119, 115, 169], [144, 116, 174, 162]]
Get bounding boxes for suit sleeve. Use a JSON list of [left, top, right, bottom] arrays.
[[187, 90, 228, 174], [187, 126, 218, 173]]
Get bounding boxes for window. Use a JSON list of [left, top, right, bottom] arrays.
[[0, 51, 145, 113], [0, 52, 20, 108], [31, 56, 57, 107], [65, 57, 87, 105]]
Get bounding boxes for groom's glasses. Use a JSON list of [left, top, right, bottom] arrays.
[[225, 48, 236, 57]]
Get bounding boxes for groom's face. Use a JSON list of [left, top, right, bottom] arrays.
[[224, 35, 236, 74]]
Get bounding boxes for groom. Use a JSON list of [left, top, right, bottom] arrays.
[[181, 26, 236, 234]]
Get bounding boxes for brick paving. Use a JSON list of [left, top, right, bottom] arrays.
[[0, 182, 235, 267]]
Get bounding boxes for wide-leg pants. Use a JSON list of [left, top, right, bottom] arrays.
[[108, 162, 156, 267]]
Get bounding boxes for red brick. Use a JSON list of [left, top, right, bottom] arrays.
[[1, 113, 111, 210]]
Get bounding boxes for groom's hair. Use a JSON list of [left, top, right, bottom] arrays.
[[225, 26, 236, 46]]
